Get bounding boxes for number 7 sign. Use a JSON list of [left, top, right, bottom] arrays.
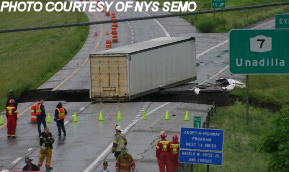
[[250, 35, 272, 53]]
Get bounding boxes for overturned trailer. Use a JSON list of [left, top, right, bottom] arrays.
[[89, 36, 196, 101]]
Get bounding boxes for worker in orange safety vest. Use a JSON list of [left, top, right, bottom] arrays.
[[156, 131, 172, 172], [5, 99, 17, 138], [35, 99, 47, 136], [168, 134, 180, 172], [54, 102, 67, 136], [115, 147, 136, 172]]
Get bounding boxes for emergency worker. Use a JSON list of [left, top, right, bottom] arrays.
[[5, 99, 17, 138], [54, 102, 67, 136], [115, 147, 136, 172], [38, 127, 54, 170], [112, 126, 127, 159], [35, 99, 47, 136], [23, 156, 39, 171], [168, 134, 180, 172], [6, 90, 18, 108], [156, 131, 171, 172]]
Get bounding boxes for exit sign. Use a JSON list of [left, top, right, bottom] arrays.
[[212, 0, 225, 8], [275, 14, 289, 28]]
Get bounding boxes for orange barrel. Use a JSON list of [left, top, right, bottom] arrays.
[[112, 26, 117, 33], [106, 40, 111, 49], [105, 11, 110, 16], [31, 104, 37, 123], [112, 31, 118, 43], [112, 22, 118, 28], [111, 12, 116, 18]]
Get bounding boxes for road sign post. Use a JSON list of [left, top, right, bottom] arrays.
[[230, 29, 289, 125], [275, 14, 289, 28]]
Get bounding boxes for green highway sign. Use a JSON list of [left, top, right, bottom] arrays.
[[275, 14, 289, 28], [211, 0, 225, 8], [193, 116, 201, 128], [230, 29, 289, 74]]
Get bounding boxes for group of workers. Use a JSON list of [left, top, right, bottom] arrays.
[[4, 91, 180, 172], [156, 131, 180, 172], [4, 91, 67, 170]]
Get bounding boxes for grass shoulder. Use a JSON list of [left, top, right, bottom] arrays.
[[0, 0, 89, 109]]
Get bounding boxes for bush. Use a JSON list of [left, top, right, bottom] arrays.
[[259, 107, 289, 171], [195, 16, 226, 33]]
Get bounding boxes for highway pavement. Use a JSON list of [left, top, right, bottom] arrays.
[[0, 101, 211, 172]]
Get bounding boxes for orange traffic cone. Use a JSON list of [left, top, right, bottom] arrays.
[[106, 31, 109, 35], [112, 26, 117, 33], [94, 32, 98, 36], [106, 40, 112, 49]]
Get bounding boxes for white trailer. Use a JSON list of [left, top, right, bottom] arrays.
[[90, 36, 196, 101]]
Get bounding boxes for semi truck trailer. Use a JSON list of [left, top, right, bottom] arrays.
[[89, 36, 196, 101]]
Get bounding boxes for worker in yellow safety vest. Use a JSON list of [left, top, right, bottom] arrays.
[[112, 125, 127, 159], [54, 102, 67, 136], [115, 147, 136, 172]]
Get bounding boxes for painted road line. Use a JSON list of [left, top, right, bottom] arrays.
[[28, 148, 33, 151], [197, 18, 275, 84], [52, 12, 104, 91], [196, 40, 228, 59], [11, 157, 22, 165], [142, 11, 170, 37], [83, 102, 170, 172]]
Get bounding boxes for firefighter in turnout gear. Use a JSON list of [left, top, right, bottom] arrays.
[[54, 102, 67, 136], [168, 134, 180, 172], [112, 125, 127, 159], [115, 147, 136, 172], [156, 131, 172, 172], [35, 99, 47, 136], [38, 127, 54, 170], [5, 99, 17, 138]]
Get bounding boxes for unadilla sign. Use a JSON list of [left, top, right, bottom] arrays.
[[230, 29, 289, 74]]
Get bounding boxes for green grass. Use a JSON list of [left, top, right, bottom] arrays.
[[191, 102, 271, 172], [233, 75, 289, 106], [169, 0, 289, 32], [0, 0, 89, 109]]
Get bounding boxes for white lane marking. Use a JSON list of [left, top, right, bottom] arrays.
[[83, 102, 170, 172], [11, 157, 22, 165], [28, 148, 33, 151], [80, 107, 85, 111], [196, 40, 228, 59], [199, 66, 229, 85], [197, 18, 275, 84], [142, 12, 170, 37], [64, 121, 69, 125]]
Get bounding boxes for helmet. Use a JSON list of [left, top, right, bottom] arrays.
[[9, 99, 15, 104], [116, 125, 122, 131], [25, 156, 33, 163], [160, 131, 167, 138], [172, 134, 178, 141]]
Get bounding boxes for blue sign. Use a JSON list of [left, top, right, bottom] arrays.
[[179, 149, 223, 165], [180, 128, 224, 151]]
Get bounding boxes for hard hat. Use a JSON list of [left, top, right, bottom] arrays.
[[160, 131, 167, 138], [9, 99, 15, 104], [25, 156, 33, 163], [172, 134, 178, 140], [116, 125, 122, 131]]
